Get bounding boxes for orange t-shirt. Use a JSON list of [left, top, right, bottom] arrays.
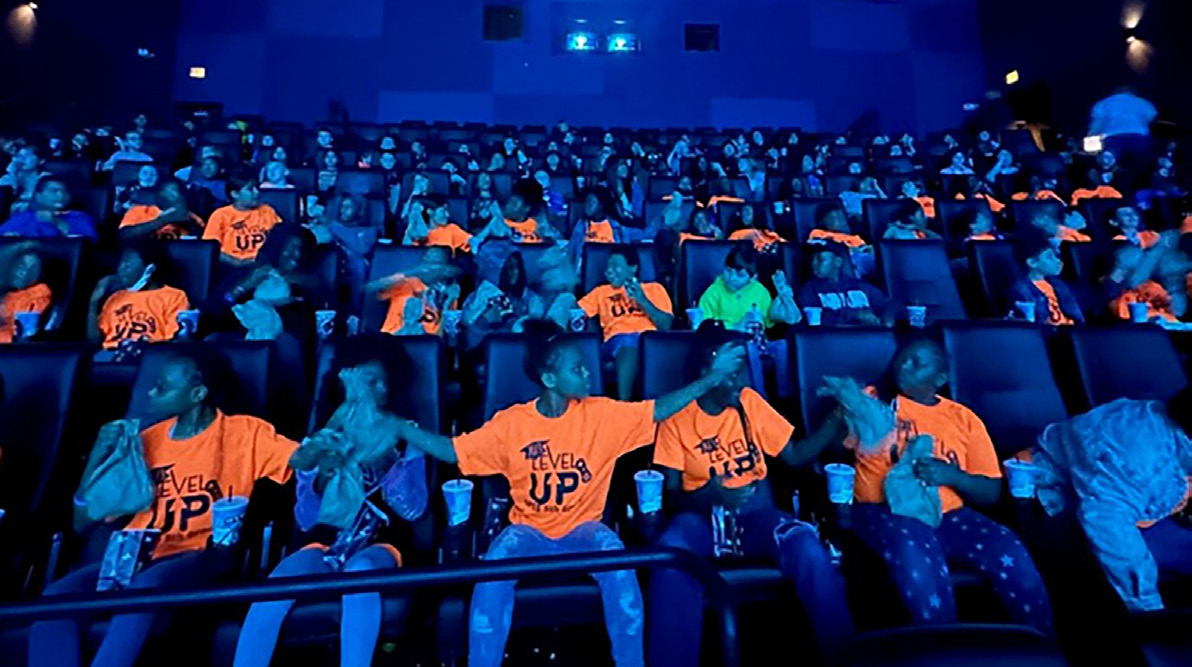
[[679, 233, 716, 245], [379, 276, 446, 335], [202, 205, 283, 261], [1012, 190, 1064, 204], [955, 193, 1005, 214], [124, 411, 296, 559], [421, 223, 472, 254], [1033, 280, 1074, 325], [1070, 186, 1123, 206], [847, 395, 1002, 514], [578, 283, 673, 341], [1114, 230, 1161, 250], [808, 229, 866, 248], [654, 388, 793, 492], [584, 220, 615, 244], [454, 397, 656, 538], [914, 196, 937, 219], [0, 283, 52, 344], [505, 218, 542, 244], [966, 233, 998, 242], [1111, 280, 1176, 322], [98, 286, 190, 349], [1182, 215, 1191, 234], [729, 228, 785, 252], [1057, 226, 1092, 243], [120, 206, 204, 240]]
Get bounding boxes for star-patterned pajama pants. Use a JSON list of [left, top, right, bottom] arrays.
[[851, 504, 1053, 634]]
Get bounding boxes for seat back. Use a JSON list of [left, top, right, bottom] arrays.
[[639, 331, 754, 399], [792, 328, 898, 429], [362, 245, 431, 331], [1070, 326, 1188, 406], [258, 189, 299, 223], [1009, 200, 1064, 234], [0, 344, 83, 519], [309, 334, 442, 433], [791, 198, 844, 243], [335, 169, 385, 196], [879, 240, 965, 323], [862, 199, 908, 243], [942, 322, 1068, 457], [969, 240, 1022, 317], [111, 161, 163, 188], [482, 333, 602, 421], [936, 200, 989, 253], [838, 624, 1066, 667], [126, 341, 274, 426], [581, 243, 658, 295], [157, 240, 218, 303]]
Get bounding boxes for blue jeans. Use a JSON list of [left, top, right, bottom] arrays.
[[745, 339, 791, 400], [233, 544, 399, 667], [1142, 517, 1192, 580], [28, 549, 231, 667], [648, 504, 854, 665], [851, 504, 1053, 634], [470, 522, 644, 667]]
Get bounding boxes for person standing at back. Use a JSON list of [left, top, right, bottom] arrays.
[[1089, 86, 1158, 171]]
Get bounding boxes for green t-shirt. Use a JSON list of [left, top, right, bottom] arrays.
[[698, 276, 773, 330]]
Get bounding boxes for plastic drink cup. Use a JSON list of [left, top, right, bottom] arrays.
[[804, 307, 823, 327], [176, 310, 200, 339], [687, 306, 704, 330], [13, 312, 39, 340], [825, 463, 857, 505], [211, 496, 249, 546], [1128, 302, 1149, 323], [568, 308, 587, 332], [906, 305, 928, 328], [442, 479, 474, 527], [1016, 301, 1036, 323], [315, 309, 336, 339], [634, 470, 664, 515], [1003, 459, 1039, 499]]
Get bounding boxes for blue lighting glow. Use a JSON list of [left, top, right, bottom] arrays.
[[566, 32, 598, 52]]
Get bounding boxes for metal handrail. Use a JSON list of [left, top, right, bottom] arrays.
[[0, 547, 740, 667]]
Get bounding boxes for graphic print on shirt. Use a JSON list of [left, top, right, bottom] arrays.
[[143, 463, 224, 537], [695, 434, 761, 482], [816, 289, 872, 311], [109, 302, 160, 344], [521, 439, 593, 511], [889, 414, 960, 467], [231, 219, 269, 255]]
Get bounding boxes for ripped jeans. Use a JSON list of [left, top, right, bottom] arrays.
[[470, 522, 644, 667], [648, 502, 854, 666]]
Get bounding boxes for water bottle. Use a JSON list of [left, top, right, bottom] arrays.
[[711, 505, 743, 558], [791, 490, 801, 520], [744, 303, 768, 355]]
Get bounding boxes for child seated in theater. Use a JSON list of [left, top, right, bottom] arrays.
[[648, 333, 853, 666], [234, 355, 428, 667], [394, 325, 746, 667], [403, 195, 472, 255], [203, 173, 283, 266], [87, 244, 191, 350], [828, 339, 1054, 634], [567, 187, 632, 259], [839, 176, 886, 220], [900, 180, 936, 220], [0, 241, 51, 343], [30, 352, 296, 667], [259, 160, 294, 190], [460, 251, 549, 359], [797, 242, 892, 327], [370, 245, 462, 337], [883, 200, 940, 240], [698, 244, 800, 398], [728, 203, 785, 252], [808, 203, 865, 247], [678, 206, 723, 243], [1010, 232, 1085, 325], [1107, 235, 1189, 323], [307, 193, 381, 310], [578, 248, 674, 399], [471, 181, 560, 246], [119, 180, 204, 241], [1110, 205, 1161, 249], [113, 164, 159, 214], [0, 177, 99, 241], [1012, 176, 1065, 204], [964, 207, 1003, 242]]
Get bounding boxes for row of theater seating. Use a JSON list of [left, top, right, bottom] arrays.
[[0, 322, 1187, 665]]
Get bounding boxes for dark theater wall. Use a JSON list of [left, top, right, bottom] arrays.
[[172, 0, 987, 134]]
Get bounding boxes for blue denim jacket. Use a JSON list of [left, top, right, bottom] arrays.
[[1034, 399, 1192, 611]]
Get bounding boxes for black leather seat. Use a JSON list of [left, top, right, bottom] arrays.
[[941, 322, 1068, 458], [0, 237, 85, 336], [836, 624, 1067, 667], [361, 245, 430, 332], [157, 240, 218, 304], [1070, 325, 1188, 406], [862, 199, 909, 243], [481, 333, 601, 422], [968, 240, 1022, 317], [879, 240, 966, 324], [581, 243, 658, 295], [125, 341, 274, 426], [334, 169, 385, 196], [639, 330, 754, 400], [679, 240, 746, 308], [1008, 200, 1063, 235], [0, 344, 84, 592], [257, 188, 299, 223], [791, 328, 899, 431], [791, 198, 845, 243], [936, 200, 990, 254]]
